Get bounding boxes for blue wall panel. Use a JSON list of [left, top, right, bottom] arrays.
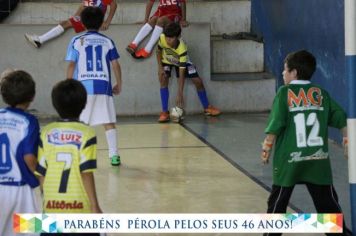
[[251, 0, 346, 141]]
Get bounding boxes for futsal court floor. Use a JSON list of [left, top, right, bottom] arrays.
[[39, 113, 350, 235]]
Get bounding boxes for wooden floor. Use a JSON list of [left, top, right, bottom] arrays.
[[89, 123, 321, 236]]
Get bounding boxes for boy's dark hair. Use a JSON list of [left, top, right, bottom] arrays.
[[52, 79, 87, 119], [1, 70, 35, 107], [284, 50, 316, 80], [164, 22, 182, 38], [81, 6, 104, 30]]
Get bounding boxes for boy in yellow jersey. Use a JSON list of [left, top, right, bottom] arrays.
[[156, 22, 221, 122], [36, 80, 101, 236]]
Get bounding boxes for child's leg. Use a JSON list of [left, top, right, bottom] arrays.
[[159, 67, 170, 112], [262, 185, 294, 236], [158, 66, 170, 122], [306, 183, 352, 236], [37, 20, 70, 44], [191, 76, 209, 109], [143, 16, 171, 53], [131, 17, 157, 46], [188, 66, 221, 115], [266, 185, 294, 213], [104, 123, 119, 159]]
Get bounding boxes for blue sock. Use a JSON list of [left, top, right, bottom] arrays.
[[197, 90, 209, 109], [160, 87, 169, 112]]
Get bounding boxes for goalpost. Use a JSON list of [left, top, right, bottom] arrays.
[[345, 0, 356, 234]]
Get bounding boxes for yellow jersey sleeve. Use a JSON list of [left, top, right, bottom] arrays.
[[178, 40, 188, 68], [158, 34, 164, 50], [35, 133, 47, 177], [79, 128, 97, 173]]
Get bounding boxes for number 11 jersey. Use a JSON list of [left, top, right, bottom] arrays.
[[65, 31, 120, 96]]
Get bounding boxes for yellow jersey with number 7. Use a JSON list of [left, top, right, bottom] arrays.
[[35, 121, 97, 213]]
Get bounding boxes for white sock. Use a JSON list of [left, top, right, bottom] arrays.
[[38, 25, 65, 44], [105, 128, 118, 158], [144, 25, 163, 53], [132, 23, 153, 45]]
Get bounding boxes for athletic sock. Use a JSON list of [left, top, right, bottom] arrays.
[[38, 25, 65, 44], [160, 87, 169, 112], [105, 128, 119, 158], [144, 25, 163, 53], [197, 90, 209, 109], [132, 23, 153, 45]]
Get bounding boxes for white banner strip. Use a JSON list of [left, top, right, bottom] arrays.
[[14, 213, 343, 234]]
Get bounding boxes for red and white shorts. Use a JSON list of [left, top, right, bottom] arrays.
[[69, 15, 86, 33], [151, 9, 182, 23]]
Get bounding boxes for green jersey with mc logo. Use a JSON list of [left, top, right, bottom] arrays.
[[265, 80, 346, 187]]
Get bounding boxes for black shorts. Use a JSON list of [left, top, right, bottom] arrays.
[[162, 63, 199, 79]]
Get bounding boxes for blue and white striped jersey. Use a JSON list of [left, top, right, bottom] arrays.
[[0, 107, 39, 188], [65, 31, 120, 96]]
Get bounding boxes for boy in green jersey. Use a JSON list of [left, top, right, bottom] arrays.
[[261, 50, 351, 236]]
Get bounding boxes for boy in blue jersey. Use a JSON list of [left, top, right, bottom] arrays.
[[0, 70, 40, 236], [37, 80, 101, 236], [66, 6, 122, 166]]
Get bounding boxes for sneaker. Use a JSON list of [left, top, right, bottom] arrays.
[[25, 33, 41, 48], [135, 48, 150, 59], [204, 105, 221, 116], [158, 111, 170, 123], [111, 155, 121, 166], [126, 43, 137, 55]]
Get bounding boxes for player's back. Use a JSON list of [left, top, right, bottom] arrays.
[[36, 121, 97, 213], [266, 82, 346, 186], [0, 107, 39, 188], [66, 31, 120, 96]]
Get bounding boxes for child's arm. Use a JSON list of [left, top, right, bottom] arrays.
[[111, 60, 122, 95], [38, 175, 44, 195], [341, 127, 348, 158], [176, 68, 185, 108], [101, 0, 118, 30], [67, 62, 76, 79], [156, 48, 165, 78], [81, 172, 102, 213], [24, 154, 38, 173], [180, 1, 189, 27], [261, 134, 276, 164]]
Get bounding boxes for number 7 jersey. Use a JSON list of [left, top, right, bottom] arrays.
[[265, 80, 347, 187], [35, 121, 97, 213]]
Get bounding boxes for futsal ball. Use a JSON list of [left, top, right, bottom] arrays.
[[170, 106, 184, 122]]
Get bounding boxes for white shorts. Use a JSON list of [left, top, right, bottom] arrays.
[[0, 185, 39, 236], [80, 95, 117, 126]]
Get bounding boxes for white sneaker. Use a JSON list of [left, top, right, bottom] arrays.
[[24, 33, 41, 48]]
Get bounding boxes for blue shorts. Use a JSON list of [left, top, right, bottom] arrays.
[[162, 63, 199, 79]]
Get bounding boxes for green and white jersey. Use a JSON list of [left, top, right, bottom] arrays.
[[265, 80, 346, 187]]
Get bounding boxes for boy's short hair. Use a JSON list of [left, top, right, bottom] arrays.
[[1, 70, 35, 107], [164, 22, 182, 38], [284, 50, 316, 80], [81, 6, 104, 30], [52, 79, 87, 119]]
